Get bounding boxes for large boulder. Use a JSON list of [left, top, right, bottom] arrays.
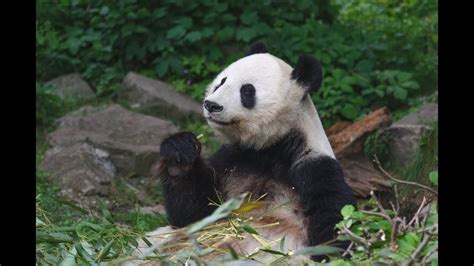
[[47, 105, 179, 176], [45, 73, 96, 100], [394, 103, 438, 126], [385, 104, 438, 165], [120, 72, 203, 119], [40, 143, 115, 197]]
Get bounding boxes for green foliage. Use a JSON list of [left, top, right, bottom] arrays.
[[364, 129, 392, 165], [36, 0, 437, 127], [36, 174, 168, 264], [36, 82, 97, 130], [336, 200, 438, 265], [36, 82, 70, 129]]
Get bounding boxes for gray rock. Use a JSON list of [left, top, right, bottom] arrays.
[[48, 104, 179, 176], [120, 72, 203, 118], [394, 103, 438, 126], [40, 143, 115, 196], [385, 104, 437, 165], [45, 73, 96, 100], [386, 124, 431, 165]]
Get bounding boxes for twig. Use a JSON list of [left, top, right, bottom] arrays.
[[389, 218, 400, 251], [360, 210, 391, 222], [408, 197, 427, 228], [403, 233, 432, 266], [421, 246, 438, 265], [342, 225, 371, 249], [393, 183, 400, 215], [417, 224, 438, 234], [342, 241, 354, 257], [373, 155, 438, 196], [370, 190, 392, 224]]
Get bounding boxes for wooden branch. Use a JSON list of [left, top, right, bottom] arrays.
[[373, 155, 438, 196]]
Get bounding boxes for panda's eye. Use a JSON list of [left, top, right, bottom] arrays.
[[240, 84, 256, 109], [241, 84, 255, 96], [213, 77, 227, 92]]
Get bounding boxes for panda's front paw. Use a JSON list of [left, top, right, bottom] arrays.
[[160, 132, 202, 167]]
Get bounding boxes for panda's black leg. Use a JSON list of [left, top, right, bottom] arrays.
[[289, 156, 356, 262], [156, 132, 220, 228]]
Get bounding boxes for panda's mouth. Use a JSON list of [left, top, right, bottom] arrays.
[[205, 116, 236, 126]]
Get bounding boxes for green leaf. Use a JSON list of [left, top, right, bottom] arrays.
[[399, 232, 420, 254], [341, 205, 355, 219], [240, 11, 258, 25], [99, 6, 109, 15], [401, 81, 419, 89], [226, 244, 239, 259], [78, 221, 102, 232], [152, 8, 167, 19], [75, 242, 95, 264], [295, 245, 343, 256], [241, 224, 259, 235], [36, 217, 46, 226], [279, 236, 286, 252], [187, 195, 245, 234], [36, 231, 74, 243], [260, 249, 287, 256], [155, 60, 169, 77], [393, 87, 408, 100], [354, 60, 373, 74], [429, 171, 438, 186], [340, 104, 359, 120], [235, 201, 268, 213], [329, 260, 352, 266], [59, 246, 77, 266], [95, 240, 114, 262], [166, 26, 186, 40], [185, 31, 202, 42], [99, 201, 114, 224]]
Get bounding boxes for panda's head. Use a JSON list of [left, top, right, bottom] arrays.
[[203, 42, 328, 151]]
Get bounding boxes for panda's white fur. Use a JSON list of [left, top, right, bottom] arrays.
[[203, 53, 335, 158]]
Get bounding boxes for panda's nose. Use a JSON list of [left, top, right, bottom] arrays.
[[204, 100, 223, 113]]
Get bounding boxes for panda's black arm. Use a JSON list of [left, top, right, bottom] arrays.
[[157, 132, 221, 228], [289, 156, 356, 256]]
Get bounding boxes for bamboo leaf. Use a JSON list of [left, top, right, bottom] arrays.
[[295, 245, 343, 256], [36, 231, 74, 243], [95, 240, 113, 262]]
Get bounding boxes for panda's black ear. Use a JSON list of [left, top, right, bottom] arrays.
[[291, 54, 323, 94], [246, 41, 268, 56]]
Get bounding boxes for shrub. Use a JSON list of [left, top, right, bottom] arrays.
[[36, 0, 437, 127]]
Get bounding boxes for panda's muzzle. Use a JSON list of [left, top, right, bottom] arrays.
[[205, 116, 236, 126], [204, 100, 223, 113]]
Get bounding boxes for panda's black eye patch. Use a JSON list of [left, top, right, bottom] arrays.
[[240, 84, 256, 109], [213, 77, 227, 92]]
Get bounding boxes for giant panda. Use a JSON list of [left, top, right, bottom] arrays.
[[155, 42, 356, 262]]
